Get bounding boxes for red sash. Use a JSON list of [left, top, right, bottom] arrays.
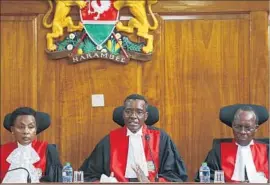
[[0, 140, 48, 182], [221, 141, 269, 182], [109, 125, 162, 182]]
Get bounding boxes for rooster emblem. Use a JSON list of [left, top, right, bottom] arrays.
[[87, 0, 111, 20], [80, 0, 119, 49]]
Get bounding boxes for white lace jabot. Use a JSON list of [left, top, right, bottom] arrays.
[[2, 142, 41, 183]]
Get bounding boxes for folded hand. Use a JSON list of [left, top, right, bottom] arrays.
[[132, 164, 150, 182]]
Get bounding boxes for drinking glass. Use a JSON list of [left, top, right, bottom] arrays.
[[74, 171, 84, 183], [214, 170, 225, 183]]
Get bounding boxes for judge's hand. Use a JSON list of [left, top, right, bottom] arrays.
[[108, 172, 117, 182], [110, 172, 114, 178], [132, 164, 150, 182]]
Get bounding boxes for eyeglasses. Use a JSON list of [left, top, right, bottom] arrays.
[[123, 109, 146, 117], [232, 125, 257, 132]]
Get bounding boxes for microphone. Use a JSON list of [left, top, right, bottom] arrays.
[[145, 135, 159, 182], [6, 167, 31, 183]]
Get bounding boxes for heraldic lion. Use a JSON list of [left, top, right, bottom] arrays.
[[43, 0, 87, 51], [114, 0, 158, 54]]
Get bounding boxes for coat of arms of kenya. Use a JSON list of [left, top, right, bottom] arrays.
[[43, 0, 159, 64]]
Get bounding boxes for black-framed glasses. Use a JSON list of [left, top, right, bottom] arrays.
[[123, 109, 146, 117], [232, 125, 257, 132]]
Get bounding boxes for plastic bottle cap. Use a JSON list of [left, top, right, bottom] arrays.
[[202, 162, 207, 166], [66, 162, 71, 166]]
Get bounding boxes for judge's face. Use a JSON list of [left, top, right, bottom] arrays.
[[232, 111, 257, 146], [123, 99, 148, 133], [11, 115, 37, 145]]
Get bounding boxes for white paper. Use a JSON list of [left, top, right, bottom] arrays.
[[100, 174, 118, 183], [92, 94, 105, 107]]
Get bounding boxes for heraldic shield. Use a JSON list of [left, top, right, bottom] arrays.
[[43, 0, 158, 64], [80, 0, 119, 48]]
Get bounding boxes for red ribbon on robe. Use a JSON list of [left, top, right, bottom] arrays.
[[221, 140, 268, 182], [110, 125, 167, 182]]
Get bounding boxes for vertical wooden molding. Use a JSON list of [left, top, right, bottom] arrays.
[[0, 16, 39, 143], [160, 17, 166, 130], [36, 14, 61, 147], [249, 11, 269, 134], [137, 62, 142, 94], [32, 16, 38, 110], [249, 11, 269, 105], [269, 23, 270, 112], [268, 15, 270, 112]]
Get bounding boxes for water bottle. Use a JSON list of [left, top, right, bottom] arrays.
[[199, 162, 210, 183], [62, 162, 73, 182]]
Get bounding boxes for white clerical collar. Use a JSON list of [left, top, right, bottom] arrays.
[[235, 140, 254, 147], [231, 140, 256, 182], [126, 127, 143, 136], [125, 127, 148, 178], [232, 140, 268, 182]]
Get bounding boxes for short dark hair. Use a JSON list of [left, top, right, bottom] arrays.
[[10, 107, 37, 127], [233, 106, 259, 126], [124, 94, 148, 108]]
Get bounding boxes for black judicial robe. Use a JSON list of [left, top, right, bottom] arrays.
[[0, 140, 62, 182], [79, 125, 188, 182], [40, 144, 63, 182], [194, 139, 269, 182]]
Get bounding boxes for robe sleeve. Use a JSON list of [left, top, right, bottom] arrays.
[[79, 135, 110, 182], [194, 142, 221, 182], [158, 130, 188, 182], [40, 144, 63, 182]]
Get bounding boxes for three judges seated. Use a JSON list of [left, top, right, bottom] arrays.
[[0, 96, 269, 183]]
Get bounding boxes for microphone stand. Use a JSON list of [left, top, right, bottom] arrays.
[[6, 167, 31, 183]]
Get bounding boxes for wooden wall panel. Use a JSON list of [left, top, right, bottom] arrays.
[[36, 14, 61, 146], [0, 0, 269, 181], [58, 60, 142, 168], [0, 16, 38, 144], [249, 11, 269, 136], [142, 15, 165, 127], [1, 1, 269, 14], [163, 16, 252, 179]]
